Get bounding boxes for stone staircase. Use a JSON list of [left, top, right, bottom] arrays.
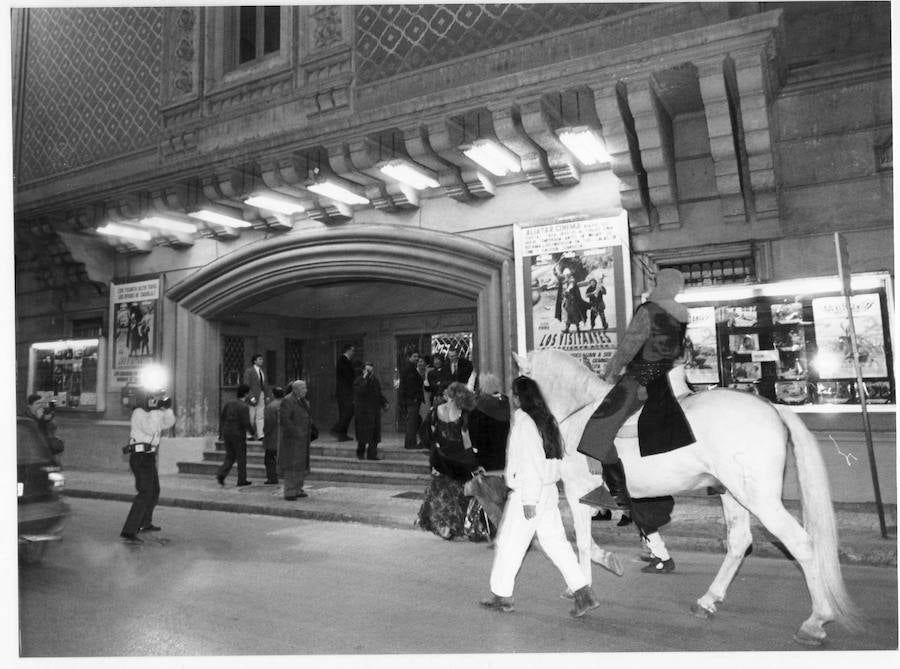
[[176, 431, 432, 487]]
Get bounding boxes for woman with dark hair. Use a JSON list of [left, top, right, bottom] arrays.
[[480, 376, 599, 618], [416, 382, 479, 539]]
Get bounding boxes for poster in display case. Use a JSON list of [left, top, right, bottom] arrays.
[[678, 274, 894, 408], [28, 339, 107, 411]]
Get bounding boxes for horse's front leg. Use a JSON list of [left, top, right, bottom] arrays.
[[692, 492, 752, 619]]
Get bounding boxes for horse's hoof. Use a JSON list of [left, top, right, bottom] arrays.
[[592, 549, 625, 577], [690, 602, 714, 619], [559, 589, 575, 600], [792, 631, 825, 647]]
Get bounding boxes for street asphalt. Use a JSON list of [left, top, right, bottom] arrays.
[[61, 466, 897, 568]]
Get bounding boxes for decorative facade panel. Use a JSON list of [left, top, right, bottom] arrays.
[[18, 7, 163, 183], [354, 3, 643, 84]]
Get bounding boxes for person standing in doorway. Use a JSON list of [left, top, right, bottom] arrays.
[[426, 353, 446, 407], [331, 344, 356, 442], [243, 353, 268, 441], [217, 384, 254, 487], [262, 386, 285, 484], [399, 349, 424, 450], [279, 380, 313, 500], [353, 362, 389, 461], [442, 346, 474, 387]]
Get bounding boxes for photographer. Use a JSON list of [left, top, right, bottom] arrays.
[[120, 390, 175, 544], [25, 394, 64, 463]]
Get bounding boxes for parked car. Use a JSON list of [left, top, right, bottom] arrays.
[[17, 416, 69, 564]]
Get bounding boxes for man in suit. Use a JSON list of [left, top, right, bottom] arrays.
[[279, 380, 313, 500], [243, 353, 268, 440], [443, 346, 474, 387], [262, 386, 285, 484], [353, 361, 389, 460], [331, 344, 356, 441], [426, 353, 446, 407], [398, 350, 424, 449], [216, 384, 253, 487]]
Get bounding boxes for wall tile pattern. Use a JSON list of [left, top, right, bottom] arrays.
[[355, 3, 642, 84], [18, 7, 163, 184]]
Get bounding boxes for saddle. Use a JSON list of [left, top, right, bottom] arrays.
[[617, 366, 692, 440]]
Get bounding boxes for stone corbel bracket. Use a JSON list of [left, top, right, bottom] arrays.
[[594, 84, 652, 233], [488, 102, 556, 190], [325, 140, 398, 213], [518, 94, 580, 188], [347, 135, 420, 211], [624, 76, 680, 230], [413, 119, 490, 202], [261, 151, 352, 224]]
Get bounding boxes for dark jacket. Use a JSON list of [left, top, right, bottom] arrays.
[[468, 392, 510, 472], [441, 357, 474, 386], [335, 355, 356, 401], [220, 398, 252, 438], [399, 361, 424, 404], [262, 398, 282, 452], [353, 373, 388, 445], [279, 393, 311, 475]]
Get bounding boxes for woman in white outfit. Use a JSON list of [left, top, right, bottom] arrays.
[[480, 376, 600, 617]]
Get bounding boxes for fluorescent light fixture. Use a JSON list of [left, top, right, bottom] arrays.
[[306, 180, 370, 206], [244, 194, 306, 215], [141, 216, 198, 234], [96, 222, 152, 241], [678, 273, 888, 304], [462, 139, 521, 176], [378, 159, 440, 190], [556, 126, 611, 166], [188, 208, 251, 228]]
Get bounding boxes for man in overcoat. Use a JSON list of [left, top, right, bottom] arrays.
[[279, 380, 313, 500], [353, 361, 389, 461], [262, 386, 285, 484]]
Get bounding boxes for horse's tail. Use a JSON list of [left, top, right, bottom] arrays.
[[774, 404, 864, 632]]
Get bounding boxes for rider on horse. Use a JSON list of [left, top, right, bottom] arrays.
[[577, 268, 694, 573]]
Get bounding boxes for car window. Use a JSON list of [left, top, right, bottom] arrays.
[[17, 421, 52, 465]]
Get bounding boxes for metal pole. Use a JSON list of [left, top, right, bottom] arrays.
[[835, 233, 887, 538]]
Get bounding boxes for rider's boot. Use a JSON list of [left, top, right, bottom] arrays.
[[602, 458, 631, 509]]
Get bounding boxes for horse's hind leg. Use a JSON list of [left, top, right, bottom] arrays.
[[692, 492, 752, 619], [750, 504, 833, 645]]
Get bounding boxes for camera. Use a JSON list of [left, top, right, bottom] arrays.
[[145, 394, 171, 411]]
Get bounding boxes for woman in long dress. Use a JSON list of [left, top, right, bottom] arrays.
[[415, 382, 479, 539]]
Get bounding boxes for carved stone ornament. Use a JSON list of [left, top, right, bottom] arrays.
[[312, 5, 342, 50]]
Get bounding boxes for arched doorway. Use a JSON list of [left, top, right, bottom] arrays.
[[167, 225, 513, 435]]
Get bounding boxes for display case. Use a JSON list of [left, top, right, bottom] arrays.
[[679, 273, 894, 410], [27, 338, 107, 411]]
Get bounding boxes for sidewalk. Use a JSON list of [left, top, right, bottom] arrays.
[[62, 468, 897, 568]]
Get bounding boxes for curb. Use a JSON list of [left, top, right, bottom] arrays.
[[65, 488, 897, 567]]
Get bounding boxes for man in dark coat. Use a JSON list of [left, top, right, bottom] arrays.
[[331, 344, 356, 441], [217, 384, 253, 487], [399, 350, 424, 449], [426, 353, 446, 407], [353, 361, 389, 461], [279, 380, 312, 500], [262, 386, 285, 484]]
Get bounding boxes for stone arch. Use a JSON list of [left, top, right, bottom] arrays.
[[167, 225, 514, 431]]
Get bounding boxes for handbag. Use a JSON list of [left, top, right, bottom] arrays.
[[463, 497, 495, 543]]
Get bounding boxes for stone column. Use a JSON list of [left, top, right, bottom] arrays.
[[172, 303, 220, 436]]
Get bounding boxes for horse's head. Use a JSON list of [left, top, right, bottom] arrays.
[[514, 349, 609, 421]]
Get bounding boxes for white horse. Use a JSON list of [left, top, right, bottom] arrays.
[[514, 349, 862, 646]]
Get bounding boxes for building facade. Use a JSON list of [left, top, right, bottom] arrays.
[[12, 4, 894, 500]]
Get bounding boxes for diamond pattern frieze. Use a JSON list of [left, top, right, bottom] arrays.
[[18, 7, 163, 184], [355, 3, 644, 84]]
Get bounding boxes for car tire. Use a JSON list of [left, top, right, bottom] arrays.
[[19, 542, 47, 565]]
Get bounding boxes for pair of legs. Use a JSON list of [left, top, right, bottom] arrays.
[[488, 486, 588, 600], [356, 441, 381, 460], [332, 394, 353, 438], [264, 448, 278, 483], [218, 434, 248, 484], [282, 468, 306, 499], [403, 400, 421, 449], [248, 397, 264, 440], [121, 452, 160, 537]]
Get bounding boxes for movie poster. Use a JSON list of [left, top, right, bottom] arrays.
[[514, 214, 631, 376], [109, 278, 161, 391], [684, 307, 720, 385], [811, 294, 888, 379]]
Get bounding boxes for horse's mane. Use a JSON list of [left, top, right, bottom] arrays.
[[525, 349, 608, 422]]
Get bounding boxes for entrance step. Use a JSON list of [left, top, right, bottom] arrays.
[[176, 432, 433, 487]]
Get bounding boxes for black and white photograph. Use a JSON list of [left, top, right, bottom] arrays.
[[6, 2, 897, 665]]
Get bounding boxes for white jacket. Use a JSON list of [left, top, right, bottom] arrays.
[[130, 408, 176, 446], [504, 408, 561, 505]]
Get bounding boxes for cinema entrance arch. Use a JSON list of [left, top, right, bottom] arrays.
[[167, 225, 514, 435]]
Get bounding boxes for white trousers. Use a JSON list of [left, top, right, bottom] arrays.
[[249, 394, 265, 439], [489, 485, 588, 598]]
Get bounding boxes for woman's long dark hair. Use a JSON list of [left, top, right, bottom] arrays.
[[511, 376, 563, 460]]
